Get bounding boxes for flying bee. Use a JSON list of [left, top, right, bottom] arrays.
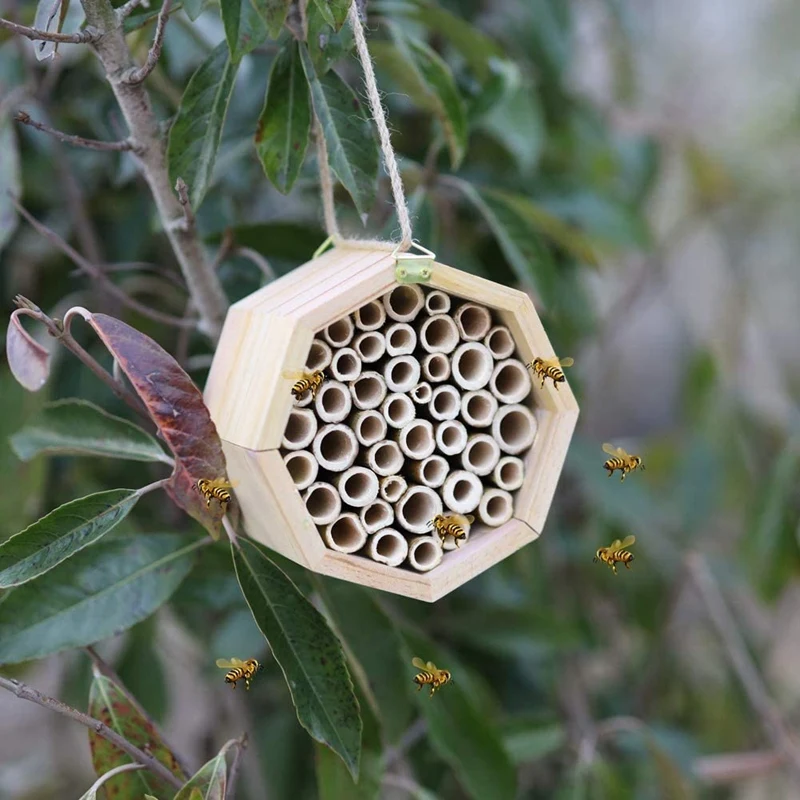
[[593, 535, 636, 575], [196, 477, 237, 513], [411, 657, 452, 697], [281, 369, 326, 401], [602, 443, 645, 482], [428, 514, 475, 549], [215, 657, 261, 690], [526, 356, 574, 390]]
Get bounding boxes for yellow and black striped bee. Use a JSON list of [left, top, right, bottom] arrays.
[[428, 514, 474, 549], [215, 657, 260, 690], [281, 369, 326, 401], [526, 356, 574, 390], [593, 535, 636, 575], [602, 443, 645, 482], [412, 657, 452, 697], [196, 477, 237, 513]]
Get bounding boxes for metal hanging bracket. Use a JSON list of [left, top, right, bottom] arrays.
[[393, 242, 436, 284]]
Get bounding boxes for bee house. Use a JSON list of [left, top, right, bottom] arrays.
[[204, 246, 578, 601]]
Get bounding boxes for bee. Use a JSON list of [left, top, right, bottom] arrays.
[[593, 535, 636, 575], [411, 657, 452, 697], [428, 514, 474, 549], [215, 657, 261, 690], [526, 356, 574, 390], [602, 443, 645, 482], [196, 477, 237, 513], [281, 369, 326, 401]]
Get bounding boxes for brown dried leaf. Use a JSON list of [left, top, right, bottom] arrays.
[[84, 313, 227, 537], [6, 309, 51, 391]]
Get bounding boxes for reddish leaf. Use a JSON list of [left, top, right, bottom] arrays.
[[6, 309, 51, 391], [83, 313, 227, 537], [88, 675, 185, 799]]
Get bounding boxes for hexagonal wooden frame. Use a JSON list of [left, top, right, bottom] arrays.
[[204, 246, 579, 601]]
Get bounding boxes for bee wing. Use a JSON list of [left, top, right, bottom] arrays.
[[558, 357, 574, 367], [619, 535, 636, 549], [411, 657, 430, 671], [426, 661, 438, 672], [281, 369, 306, 380], [607, 539, 623, 553], [451, 514, 472, 527], [465, 515, 475, 525], [602, 443, 619, 456], [216, 658, 244, 669]]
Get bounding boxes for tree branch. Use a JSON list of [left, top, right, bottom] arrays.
[[0, 675, 183, 790], [0, 16, 98, 43], [123, 0, 172, 85], [175, 177, 196, 233], [117, 0, 148, 19], [15, 110, 133, 152]]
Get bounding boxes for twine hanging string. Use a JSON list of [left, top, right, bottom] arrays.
[[315, 2, 414, 252]]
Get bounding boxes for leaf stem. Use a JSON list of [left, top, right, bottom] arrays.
[[226, 732, 248, 799], [83, 762, 145, 795]]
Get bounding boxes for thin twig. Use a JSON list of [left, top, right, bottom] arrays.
[[382, 717, 427, 770], [83, 763, 146, 795], [175, 178, 196, 233], [688, 553, 800, 786], [0, 16, 97, 43], [227, 732, 248, 799], [117, 0, 148, 20], [15, 111, 133, 152], [212, 229, 235, 271], [123, 0, 172, 85], [694, 750, 784, 784], [0, 676, 183, 790], [12, 200, 196, 330], [234, 247, 277, 282]]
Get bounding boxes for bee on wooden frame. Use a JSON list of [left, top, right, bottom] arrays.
[[196, 477, 237, 513], [602, 443, 645, 482], [215, 657, 261, 690], [526, 356, 574, 390], [281, 369, 326, 401], [428, 514, 474, 549], [593, 535, 636, 575], [412, 657, 452, 697]]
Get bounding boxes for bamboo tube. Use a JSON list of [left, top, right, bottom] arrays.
[[367, 528, 408, 567], [454, 303, 492, 342], [354, 299, 386, 331], [407, 536, 444, 572], [364, 440, 404, 477], [493, 456, 525, 491], [350, 370, 387, 410], [283, 450, 318, 491], [353, 331, 386, 364], [306, 338, 333, 371], [425, 289, 451, 315], [478, 488, 514, 527], [435, 419, 468, 456], [489, 359, 532, 404], [421, 352, 451, 383], [312, 423, 358, 471], [460, 389, 498, 429], [330, 347, 362, 382], [451, 342, 493, 391], [385, 322, 417, 356], [410, 454, 449, 488], [484, 325, 515, 360], [323, 316, 354, 348], [282, 407, 317, 450], [461, 433, 501, 477], [429, 385, 461, 421], [324, 512, 368, 553], [492, 404, 537, 455], [442, 470, 482, 514], [397, 419, 435, 460], [304, 482, 341, 526], [384, 355, 421, 393], [395, 485, 443, 534], [381, 392, 416, 429], [383, 284, 424, 322], [441, 515, 475, 551], [360, 499, 394, 534], [379, 474, 407, 503], [336, 466, 380, 508], [410, 382, 432, 405], [314, 380, 352, 424], [351, 409, 387, 447], [419, 314, 459, 354]]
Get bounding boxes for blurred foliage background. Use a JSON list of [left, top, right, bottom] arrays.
[[2, 0, 800, 797]]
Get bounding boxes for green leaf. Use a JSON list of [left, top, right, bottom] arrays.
[[0, 489, 140, 588], [174, 740, 235, 799], [117, 618, 169, 724], [168, 43, 239, 210], [307, 1, 354, 74], [220, 0, 268, 62], [89, 674, 185, 799], [0, 534, 199, 664], [256, 42, 311, 194], [233, 539, 362, 778], [311, 0, 350, 30], [402, 629, 516, 800], [10, 399, 171, 464], [299, 46, 379, 218], [479, 85, 544, 172], [259, 0, 292, 39], [0, 114, 21, 255], [183, 0, 206, 21], [502, 720, 566, 765]]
